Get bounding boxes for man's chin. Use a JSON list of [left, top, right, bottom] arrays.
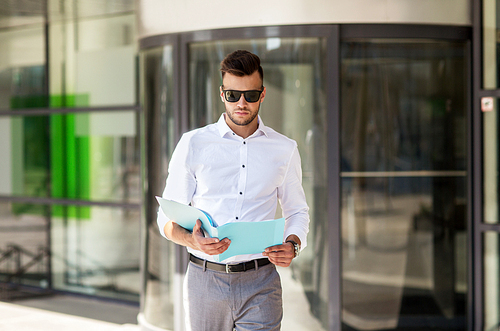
[[227, 113, 256, 127]]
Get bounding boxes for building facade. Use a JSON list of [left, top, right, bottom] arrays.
[[0, 0, 499, 330]]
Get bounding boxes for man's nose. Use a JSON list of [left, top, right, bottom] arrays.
[[236, 93, 248, 106]]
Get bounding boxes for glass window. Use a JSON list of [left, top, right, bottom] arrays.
[[0, 25, 46, 110], [0, 1, 141, 305], [0, 4, 45, 29], [189, 38, 329, 330], [484, 232, 500, 331], [483, 99, 500, 224], [483, 0, 500, 89], [51, 204, 140, 301], [47, 0, 135, 22], [0, 115, 50, 197], [51, 111, 141, 204], [482, 97, 500, 331], [49, 14, 136, 108], [0, 112, 140, 202], [0, 201, 50, 290], [341, 39, 468, 330]]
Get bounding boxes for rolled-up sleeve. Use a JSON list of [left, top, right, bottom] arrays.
[[277, 146, 310, 250]]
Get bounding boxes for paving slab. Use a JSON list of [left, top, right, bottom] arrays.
[[0, 301, 139, 331]]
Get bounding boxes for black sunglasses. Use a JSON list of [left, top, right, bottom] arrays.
[[222, 89, 263, 103]]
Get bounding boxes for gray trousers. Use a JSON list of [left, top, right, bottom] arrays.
[[183, 260, 283, 331]]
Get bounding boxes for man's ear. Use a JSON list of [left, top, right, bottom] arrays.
[[260, 86, 266, 103]]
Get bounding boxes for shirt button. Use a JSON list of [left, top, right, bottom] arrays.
[[239, 192, 243, 195], [242, 165, 245, 168], [243, 141, 246, 144], [236, 217, 239, 220]]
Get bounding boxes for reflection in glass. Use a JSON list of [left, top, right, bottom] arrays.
[[483, 100, 499, 224], [0, 27, 45, 197], [341, 177, 466, 330], [51, 205, 140, 301], [189, 38, 328, 330], [50, 111, 140, 205], [341, 40, 467, 330], [0, 116, 50, 201], [0, 25, 46, 110], [0, 201, 49, 290], [48, 0, 135, 22], [0, 4, 45, 29], [483, 0, 499, 89], [141, 45, 177, 330], [49, 13, 136, 108], [484, 232, 500, 331], [0, 111, 139, 204], [0, 1, 141, 304]]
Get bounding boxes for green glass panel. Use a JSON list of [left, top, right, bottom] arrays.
[[49, 95, 90, 218], [9, 93, 50, 214], [6, 66, 49, 213], [10, 95, 48, 109]]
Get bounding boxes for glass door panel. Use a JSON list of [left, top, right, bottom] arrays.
[[483, 100, 499, 225], [189, 38, 329, 330], [340, 39, 468, 330], [480, 1, 500, 330], [483, 0, 500, 89], [484, 231, 500, 331], [140, 45, 178, 330], [482, 99, 500, 330]]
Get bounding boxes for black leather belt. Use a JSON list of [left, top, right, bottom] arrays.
[[189, 254, 271, 273]]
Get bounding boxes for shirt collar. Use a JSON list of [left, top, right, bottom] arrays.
[[217, 114, 269, 138]]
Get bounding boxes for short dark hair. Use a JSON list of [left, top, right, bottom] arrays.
[[220, 50, 263, 83]]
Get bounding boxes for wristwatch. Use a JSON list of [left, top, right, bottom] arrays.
[[286, 240, 300, 258]]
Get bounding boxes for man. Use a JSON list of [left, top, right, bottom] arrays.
[[157, 50, 310, 330]]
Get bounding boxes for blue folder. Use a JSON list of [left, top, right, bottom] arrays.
[[156, 197, 285, 262]]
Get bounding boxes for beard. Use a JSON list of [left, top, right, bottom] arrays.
[[225, 105, 260, 127]]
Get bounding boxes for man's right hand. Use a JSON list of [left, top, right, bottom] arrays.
[[191, 219, 231, 255]]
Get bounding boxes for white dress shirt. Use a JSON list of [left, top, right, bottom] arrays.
[[157, 114, 310, 263]]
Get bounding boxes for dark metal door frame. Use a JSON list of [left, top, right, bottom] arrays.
[[471, 0, 500, 330]]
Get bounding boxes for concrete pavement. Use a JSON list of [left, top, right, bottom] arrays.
[[0, 296, 140, 331]]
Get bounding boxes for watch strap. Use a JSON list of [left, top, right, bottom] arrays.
[[286, 240, 300, 258]]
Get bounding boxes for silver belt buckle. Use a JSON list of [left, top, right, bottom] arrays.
[[225, 264, 230, 273]]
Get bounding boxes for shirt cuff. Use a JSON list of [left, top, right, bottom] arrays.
[[284, 226, 308, 251], [157, 209, 169, 240]]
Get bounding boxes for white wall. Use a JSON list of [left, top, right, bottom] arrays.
[[137, 0, 471, 38]]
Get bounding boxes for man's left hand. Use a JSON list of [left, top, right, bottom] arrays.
[[263, 241, 295, 267]]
